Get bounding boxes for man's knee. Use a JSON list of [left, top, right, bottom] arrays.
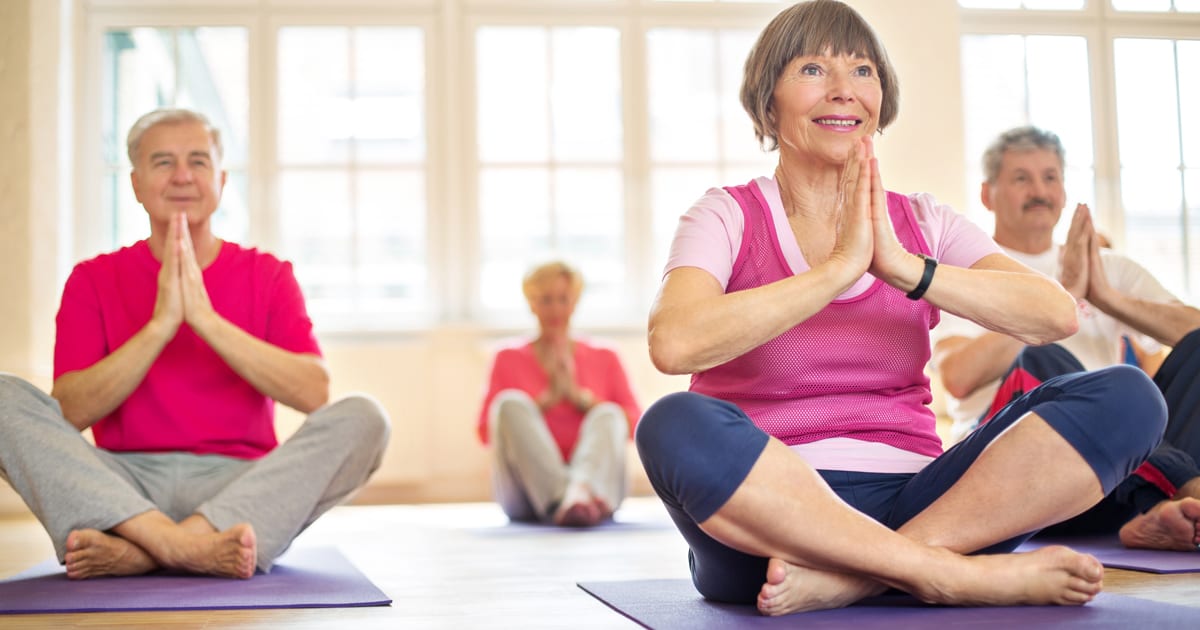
[[323, 394, 391, 448]]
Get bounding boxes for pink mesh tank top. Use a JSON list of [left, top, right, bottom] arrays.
[[690, 180, 943, 457]]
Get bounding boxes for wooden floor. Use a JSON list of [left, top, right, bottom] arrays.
[[2, 496, 1199, 629]]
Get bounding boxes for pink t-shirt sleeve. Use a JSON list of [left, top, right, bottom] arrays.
[[908, 192, 1001, 269], [54, 263, 110, 378], [663, 187, 743, 288], [263, 259, 322, 357]]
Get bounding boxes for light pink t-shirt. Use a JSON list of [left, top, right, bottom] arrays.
[[54, 240, 322, 459], [664, 176, 1000, 472]]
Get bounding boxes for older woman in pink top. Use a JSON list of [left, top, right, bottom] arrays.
[[635, 0, 1167, 617], [478, 261, 641, 527]]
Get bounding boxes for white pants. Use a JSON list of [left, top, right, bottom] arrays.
[[487, 389, 628, 522]]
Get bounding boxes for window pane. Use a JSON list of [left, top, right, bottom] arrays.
[[551, 28, 622, 161], [1187, 168, 1200, 297], [647, 29, 719, 161], [961, 34, 1093, 231], [1180, 41, 1200, 167], [960, 0, 1022, 7], [357, 170, 427, 312], [278, 28, 350, 164], [476, 25, 624, 318], [479, 168, 550, 309], [1121, 167, 1183, 292], [353, 28, 426, 163], [277, 26, 428, 325], [1026, 36, 1092, 163], [102, 26, 248, 249], [1115, 39, 1180, 168], [279, 170, 353, 313], [477, 27, 549, 162], [959, 0, 1083, 7], [1112, 0, 1173, 10]]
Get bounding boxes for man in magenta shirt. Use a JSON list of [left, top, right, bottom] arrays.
[[0, 108, 390, 579]]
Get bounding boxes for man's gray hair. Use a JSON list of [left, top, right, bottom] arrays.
[[982, 126, 1064, 183], [126, 108, 223, 164]]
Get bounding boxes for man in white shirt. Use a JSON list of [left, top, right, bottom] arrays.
[[930, 126, 1200, 551]]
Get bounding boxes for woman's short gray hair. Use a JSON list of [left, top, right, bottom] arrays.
[[126, 108, 223, 164], [740, 0, 900, 151], [982, 126, 1065, 183]]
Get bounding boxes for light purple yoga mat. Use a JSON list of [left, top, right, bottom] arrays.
[[1019, 535, 1200, 574], [578, 578, 1200, 629], [0, 546, 390, 614]]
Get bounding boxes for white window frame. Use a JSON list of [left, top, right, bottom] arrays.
[[73, 0, 789, 333], [959, 1, 1200, 285]]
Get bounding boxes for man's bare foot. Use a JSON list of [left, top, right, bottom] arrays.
[[757, 557, 883, 616], [154, 523, 258, 579], [553, 483, 602, 527], [64, 529, 158, 579], [1119, 497, 1200, 551], [919, 545, 1102, 607]]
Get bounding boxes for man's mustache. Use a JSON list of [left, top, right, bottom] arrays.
[[1023, 198, 1055, 211]]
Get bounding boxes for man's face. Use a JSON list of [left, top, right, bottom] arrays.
[[130, 120, 226, 229], [983, 147, 1066, 238]]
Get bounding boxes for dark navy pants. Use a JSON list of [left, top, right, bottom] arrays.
[[995, 329, 1200, 534], [636, 365, 1165, 604]]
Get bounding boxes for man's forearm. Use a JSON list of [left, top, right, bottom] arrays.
[[190, 312, 330, 413], [1091, 292, 1200, 347], [51, 318, 175, 430], [933, 332, 1025, 400]]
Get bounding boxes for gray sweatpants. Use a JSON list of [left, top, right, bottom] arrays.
[[487, 389, 628, 522], [0, 373, 390, 572]]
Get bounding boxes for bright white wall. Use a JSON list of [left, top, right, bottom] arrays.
[[0, 0, 963, 516]]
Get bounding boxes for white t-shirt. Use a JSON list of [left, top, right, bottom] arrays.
[[931, 244, 1178, 442]]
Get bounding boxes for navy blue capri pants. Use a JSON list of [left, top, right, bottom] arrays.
[[635, 364, 1166, 604]]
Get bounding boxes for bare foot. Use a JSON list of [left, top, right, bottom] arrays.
[[553, 483, 602, 527], [64, 529, 158, 579], [1119, 497, 1200, 551], [919, 545, 1103, 607], [757, 557, 884, 616], [155, 523, 258, 579], [591, 494, 613, 523]]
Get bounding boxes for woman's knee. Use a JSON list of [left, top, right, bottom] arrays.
[[635, 392, 712, 458], [1091, 364, 1167, 439]]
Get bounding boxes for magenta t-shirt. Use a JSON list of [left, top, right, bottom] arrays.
[[54, 240, 322, 459]]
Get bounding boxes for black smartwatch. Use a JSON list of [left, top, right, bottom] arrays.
[[906, 254, 937, 300]]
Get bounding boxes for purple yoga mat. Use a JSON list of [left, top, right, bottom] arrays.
[[1019, 535, 1200, 574], [0, 546, 391, 614], [578, 578, 1200, 629]]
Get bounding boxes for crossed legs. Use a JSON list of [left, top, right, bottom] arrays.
[[0, 375, 390, 579], [637, 365, 1165, 615]]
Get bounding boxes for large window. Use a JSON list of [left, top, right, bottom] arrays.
[[83, 1, 782, 331], [960, 1, 1200, 299]]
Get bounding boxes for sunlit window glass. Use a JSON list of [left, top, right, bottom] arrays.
[[278, 26, 427, 327], [645, 27, 775, 273], [475, 25, 623, 318], [959, 34, 1093, 236], [1114, 37, 1196, 296], [102, 27, 248, 248], [1112, 0, 1177, 11], [958, 1, 1084, 8]]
